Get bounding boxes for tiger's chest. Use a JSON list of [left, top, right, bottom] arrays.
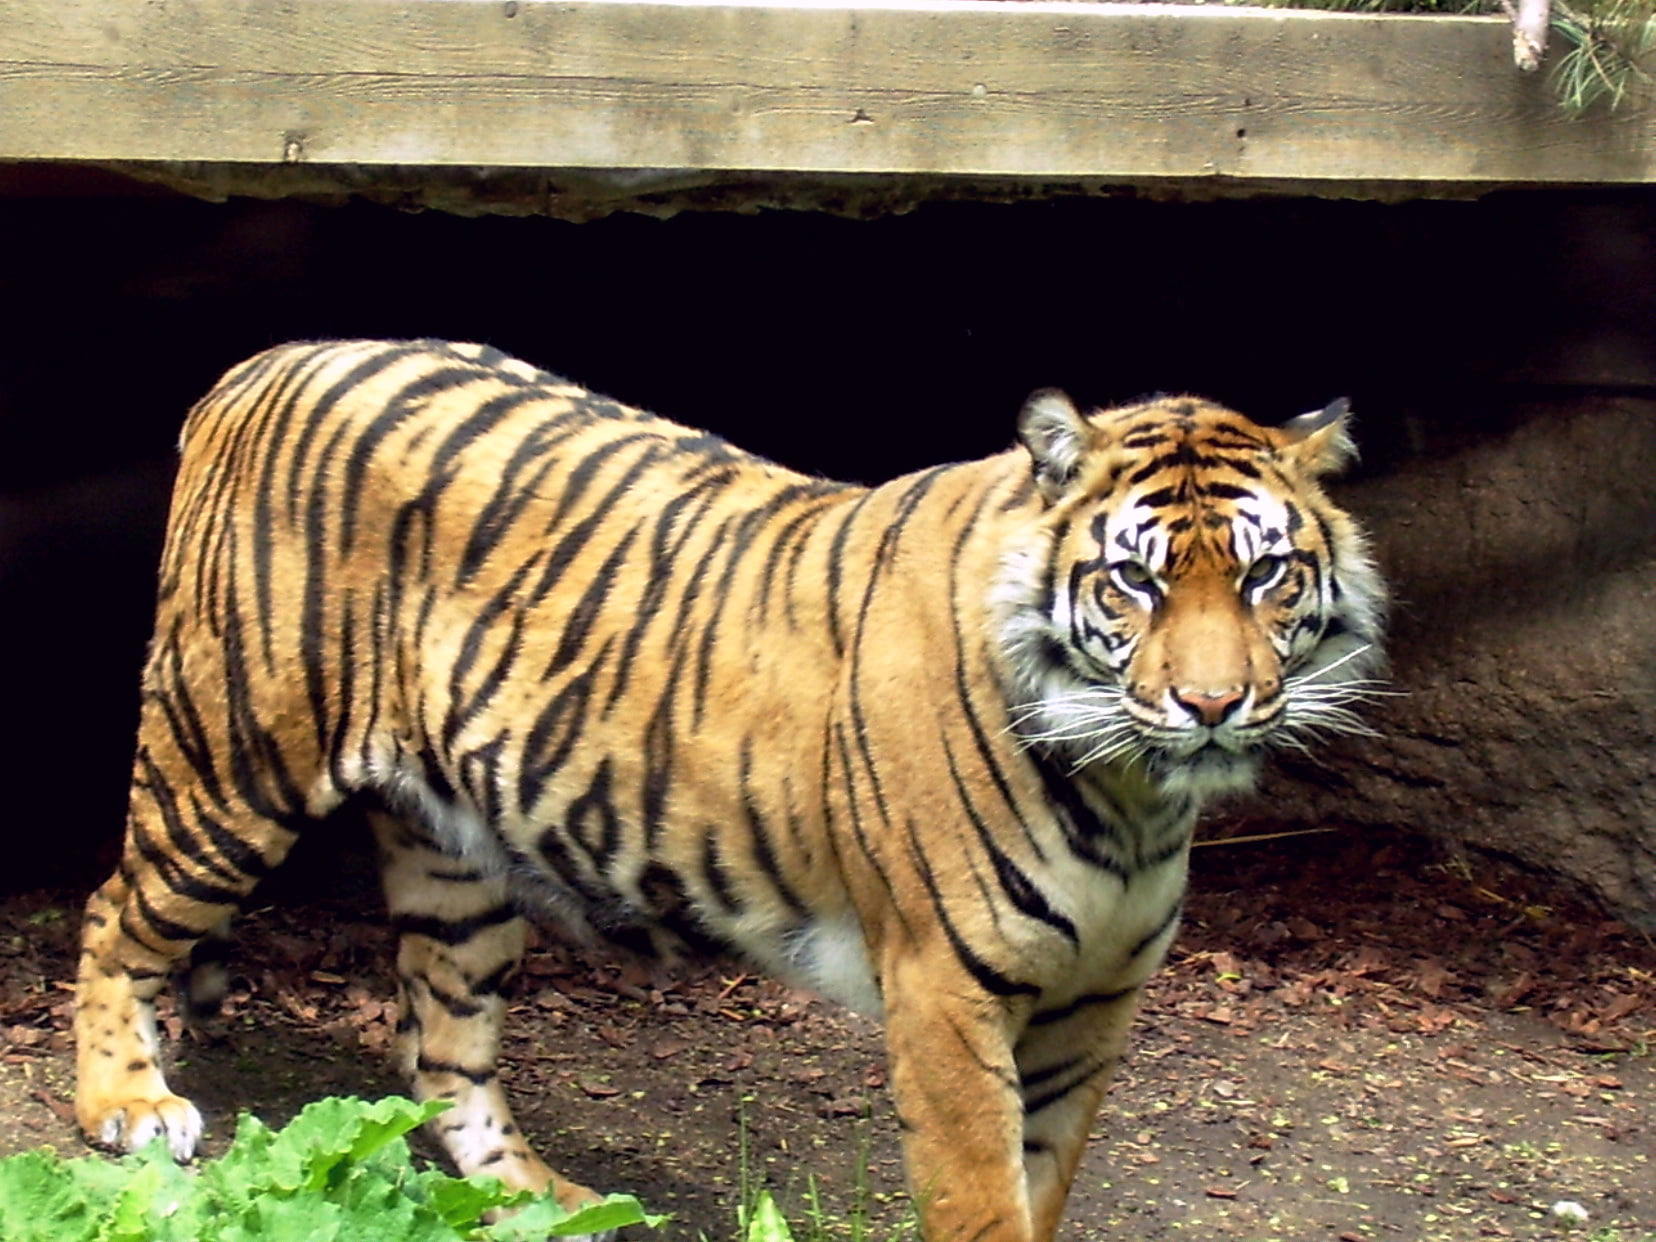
[[1055, 845, 1192, 999]]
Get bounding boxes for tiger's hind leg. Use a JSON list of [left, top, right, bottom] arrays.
[[370, 812, 607, 1219], [74, 757, 299, 1159], [178, 916, 236, 1023]]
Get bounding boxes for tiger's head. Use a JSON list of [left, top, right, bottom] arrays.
[[996, 390, 1387, 799]]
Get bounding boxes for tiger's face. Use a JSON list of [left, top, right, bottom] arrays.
[[998, 390, 1386, 798]]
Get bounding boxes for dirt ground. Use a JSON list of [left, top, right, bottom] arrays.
[[2, 822, 1653, 1241]]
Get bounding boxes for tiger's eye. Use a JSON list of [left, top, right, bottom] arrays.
[[1243, 554, 1285, 589], [1113, 561, 1157, 593]]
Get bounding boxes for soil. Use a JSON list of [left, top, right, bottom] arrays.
[[3, 823, 1653, 1241]]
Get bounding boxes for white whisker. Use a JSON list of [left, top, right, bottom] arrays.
[[1271, 731, 1315, 756], [1285, 642, 1381, 688], [1071, 732, 1147, 773]]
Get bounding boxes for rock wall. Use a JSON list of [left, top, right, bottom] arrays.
[[1259, 396, 1656, 926], [1, 183, 1651, 924]]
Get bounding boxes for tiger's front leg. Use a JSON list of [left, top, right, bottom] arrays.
[[881, 952, 1036, 1242], [371, 815, 607, 1226], [1016, 988, 1143, 1240]]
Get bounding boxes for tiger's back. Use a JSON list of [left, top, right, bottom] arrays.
[[155, 340, 1030, 973], [76, 339, 1385, 1242]]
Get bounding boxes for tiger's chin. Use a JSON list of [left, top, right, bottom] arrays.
[[1145, 744, 1263, 801]]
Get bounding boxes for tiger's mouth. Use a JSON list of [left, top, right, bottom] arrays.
[[1142, 739, 1264, 797], [1123, 700, 1278, 757], [1008, 679, 1277, 779]]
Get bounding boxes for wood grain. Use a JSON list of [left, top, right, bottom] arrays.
[[1, 0, 1651, 185]]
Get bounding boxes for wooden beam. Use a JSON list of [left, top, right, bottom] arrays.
[[2, 0, 1653, 187]]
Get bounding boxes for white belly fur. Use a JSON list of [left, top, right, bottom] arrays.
[[778, 914, 883, 1017]]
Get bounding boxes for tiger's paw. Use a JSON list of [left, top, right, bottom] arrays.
[[555, 1190, 619, 1242], [488, 1179, 618, 1242], [81, 1093, 204, 1162]]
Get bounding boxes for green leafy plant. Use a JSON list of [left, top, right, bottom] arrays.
[[717, 1108, 918, 1242], [1552, 0, 1656, 111], [0, 1095, 663, 1242], [740, 1191, 796, 1242]]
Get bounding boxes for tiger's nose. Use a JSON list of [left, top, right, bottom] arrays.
[[1173, 688, 1245, 726]]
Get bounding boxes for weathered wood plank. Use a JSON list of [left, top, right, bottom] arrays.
[[1, 0, 1652, 184]]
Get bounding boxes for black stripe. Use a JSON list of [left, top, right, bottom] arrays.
[[472, 958, 518, 997], [425, 867, 487, 883], [639, 675, 679, 852], [940, 737, 1076, 946], [753, 489, 850, 626], [299, 416, 354, 756], [542, 525, 639, 682], [902, 817, 1038, 999], [694, 486, 821, 724], [128, 812, 248, 910], [824, 491, 875, 658], [1035, 514, 1070, 621], [219, 560, 306, 821], [1129, 900, 1184, 960], [1023, 1056, 1116, 1115], [443, 562, 535, 750], [1028, 987, 1137, 1027], [1019, 1055, 1083, 1091], [338, 364, 498, 551], [358, 580, 390, 775], [134, 751, 243, 889], [739, 740, 810, 918], [526, 440, 662, 608], [566, 758, 622, 870], [605, 473, 735, 711], [128, 882, 206, 946], [518, 644, 608, 811], [945, 485, 1047, 860], [1207, 431, 1271, 453], [190, 795, 276, 882], [414, 1055, 494, 1086], [781, 511, 819, 629], [393, 903, 518, 946], [840, 470, 955, 841], [327, 591, 361, 794], [419, 976, 486, 1018], [426, 386, 544, 478], [830, 723, 906, 919], [533, 824, 613, 908], [1028, 750, 1129, 878], [700, 830, 742, 913], [1122, 457, 1165, 487], [457, 422, 575, 587], [241, 345, 340, 671], [637, 863, 732, 957], [152, 640, 229, 812], [542, 430, 658, 534], [460, 734, 511, 829], [282, 343, 422, 520]]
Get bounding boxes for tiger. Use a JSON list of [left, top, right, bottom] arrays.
[[74, 339, 1386, 1242]]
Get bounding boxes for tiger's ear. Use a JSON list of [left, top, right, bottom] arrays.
[[1018, 388, 1092, 503], [1277, 397, 1357, 477]]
